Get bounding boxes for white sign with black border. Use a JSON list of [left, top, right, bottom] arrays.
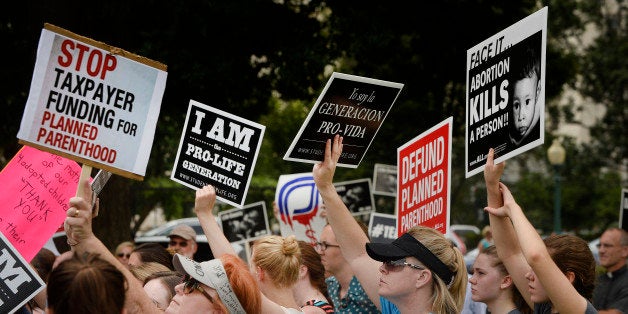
[[171, 100, 265, 208], [0, 231, 45, 314]]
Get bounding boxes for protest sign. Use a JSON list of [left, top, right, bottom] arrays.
[[275, 173, 327, 245], [372, 163, 397, 196], [17, 24, 167, 180], [397, 117, 452, 236], [334, 179, 376, 216], [171, 100, 265, 208], [218, 201, 270, 244], [465, 7, 547, 177], [368, 212, 397, 244], [284, 72, 403, 168], [0, 227, 45, 314], [620, 188, 628, 231], [0, 146, 81, 261]]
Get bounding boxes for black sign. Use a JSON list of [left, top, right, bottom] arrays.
[[171, 100, 265, 208], [372, 163, 397, 196], [368, 213, 397, 244], [219, 201, 270, 244], [334, 179, 376, 216], [0, 232, 45, 314], [465, 8, 547, 177], [284, 72, 403, 168], [620, 189, 628, 231]]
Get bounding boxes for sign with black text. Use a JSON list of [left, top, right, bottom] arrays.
[[397, 117, 452, 236], [0, 232, 45, 314], [368, 212, 397, 244], [334, 179, 376, 216], [620, 188, 628, 231], [171, 100, 265, 208], [284, 72, 403, 168], [17, 24, 167, 180], [465, 7, 547, 177], [218, 201, 270, 244]]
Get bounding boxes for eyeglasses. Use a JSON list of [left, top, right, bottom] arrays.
[[183, 276, 214, 304], [169, 240, 188, 247], [383, 258, 425, 271], [116, 253, 131, 258], [315, 241, 340, 251]]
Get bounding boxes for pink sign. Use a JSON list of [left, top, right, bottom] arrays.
[[0, 146, 80, 261], [396, 117, 452, 236]]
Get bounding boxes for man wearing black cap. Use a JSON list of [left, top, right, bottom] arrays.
[[312, 135, 466, 313]]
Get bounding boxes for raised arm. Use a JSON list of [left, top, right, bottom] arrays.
[[486, 183, 588, 313], [312, 135, 382, 309], [483, 149, 532, 306], [64, 180, 157, 314], [194, 185, 237, 258]]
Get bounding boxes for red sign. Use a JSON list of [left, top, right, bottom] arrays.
[[396, 117, 452, 236]]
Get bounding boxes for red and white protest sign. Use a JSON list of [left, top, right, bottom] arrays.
[[17, 24, 167, 180], [396, 117, 452, 236]]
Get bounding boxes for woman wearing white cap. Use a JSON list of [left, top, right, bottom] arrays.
[[312, 135, 467, 314]]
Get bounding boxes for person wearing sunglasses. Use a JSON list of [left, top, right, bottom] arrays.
[[114, 241, 134, 268], [167, 224, 198, 259], [312, 135, 468, 314]]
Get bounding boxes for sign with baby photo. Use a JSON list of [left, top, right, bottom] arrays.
[[465, 7, 547, 177]]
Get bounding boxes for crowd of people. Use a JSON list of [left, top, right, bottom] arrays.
[[20, 139, 627, 313]]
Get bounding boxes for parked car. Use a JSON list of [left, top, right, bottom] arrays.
[[464, 247, 479, 274], [134, 217, 246, 262], [446, 231, 468, 255], [588, 237, 600, 265], [451, 224, 481, 251]]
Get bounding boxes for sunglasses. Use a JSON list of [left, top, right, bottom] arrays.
[[383, 258, 425, 271], [169, 240, 188, 247], [183, 276, 214, 304], [116, 253, 131, 258]]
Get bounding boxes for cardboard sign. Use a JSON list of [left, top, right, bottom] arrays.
[[368, 212, 397, 244], [171, 100, 265, 208], [465, 7, 547, 177], [0, 146, 81, 261], [334, 179, 376, 216], [218, 201, 270, 244], [0, 229, 46, 313], [284, 72, 403, 168], [17, 24, 167, 180], [620, 188, 628, 231], [397, 117, 452, 236], [372, 163, 397, 196], [275, 173, 327, 245]]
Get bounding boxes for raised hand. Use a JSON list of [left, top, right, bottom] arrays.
[[194, 185, 217, 220], [484, 182, 518, 218], [312, 134, 343, 191], [483, 148, 505, 186]]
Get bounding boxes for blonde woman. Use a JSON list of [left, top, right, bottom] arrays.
[[312, 135, 467, 314], [195, 185, 306, 313]]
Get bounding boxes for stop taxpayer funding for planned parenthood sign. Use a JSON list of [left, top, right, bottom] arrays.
[[17, 24, 167, 180]]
